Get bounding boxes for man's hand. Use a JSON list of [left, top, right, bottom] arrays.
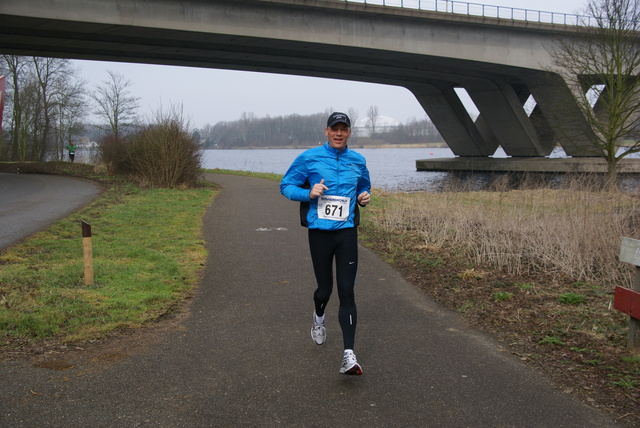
[[309, 179, 329, 200], [357, 191, 370, 206]]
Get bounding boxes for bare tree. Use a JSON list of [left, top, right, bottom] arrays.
[[1, 55, 29, 160], [32, 57, 80, 160], [366, 105, 380, 137], [347, 107, 359, 138], [549, 0, 640, 186], [0, 56, 83, 161], [52, 68, 88, 160], [91, 70, 140, 139]]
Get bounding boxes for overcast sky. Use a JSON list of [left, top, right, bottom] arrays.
[[73, 0, 587, 129]]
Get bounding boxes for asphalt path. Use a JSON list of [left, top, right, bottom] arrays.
[[0, 172, 101, 250], [0, 174, 621, 427]]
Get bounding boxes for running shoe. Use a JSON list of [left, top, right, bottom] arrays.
[[311, 314, 326, 345], [340, 351, 363, 375]]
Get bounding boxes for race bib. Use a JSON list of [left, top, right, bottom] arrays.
[[317, 195, 350, 221]]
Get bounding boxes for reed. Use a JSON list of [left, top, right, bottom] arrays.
[[364, 174, 640, 289]]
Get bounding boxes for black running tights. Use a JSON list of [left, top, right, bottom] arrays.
[[308, 227, 358, 350]]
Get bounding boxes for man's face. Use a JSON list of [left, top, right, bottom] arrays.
[[325, 123, 351, 151]]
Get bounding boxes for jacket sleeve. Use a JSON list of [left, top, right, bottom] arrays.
[[280, 153, 312, 202], [357, 159, 372, 200]]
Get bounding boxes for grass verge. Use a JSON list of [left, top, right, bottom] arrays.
[[205, 168, 283, 182], [0, 167, 216, 351]]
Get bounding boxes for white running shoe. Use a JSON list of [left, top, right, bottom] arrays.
[[339, 351, 363, 375], [311, 313, 326, 345]]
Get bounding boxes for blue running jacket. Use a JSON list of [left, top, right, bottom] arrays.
[[280, 142, 371, 230]]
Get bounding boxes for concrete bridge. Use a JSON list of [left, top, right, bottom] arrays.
[[0, 0, 601, 162]]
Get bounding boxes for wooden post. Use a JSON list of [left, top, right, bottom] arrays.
[[616, 237, 640, 351], [82, 221, 94, 286]]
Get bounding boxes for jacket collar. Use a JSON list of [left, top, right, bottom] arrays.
[[324, 141, 348, 156]]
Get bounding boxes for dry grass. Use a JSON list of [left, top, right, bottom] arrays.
[[369, 181, 640, 289]]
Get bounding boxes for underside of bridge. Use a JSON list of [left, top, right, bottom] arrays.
[[0, 0, 607, 162]]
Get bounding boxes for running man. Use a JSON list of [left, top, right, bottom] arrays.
[[66, 140, 76, 162], [280, 112, 371, 375]]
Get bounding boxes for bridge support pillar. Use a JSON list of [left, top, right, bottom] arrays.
[[464, 78, 552, 156], [408, 82, 498, 157], [515, 83, 557, 154], [519, 71, 597, 156]]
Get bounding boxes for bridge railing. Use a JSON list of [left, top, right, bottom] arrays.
[[344, 0, 593, 26]]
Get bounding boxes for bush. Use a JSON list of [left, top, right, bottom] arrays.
[[98, 112, 202, 187], [98, 134, 129, 175]]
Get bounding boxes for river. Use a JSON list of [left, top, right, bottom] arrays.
[[202, 147, 640, 192], [202, 147, 460, 192]]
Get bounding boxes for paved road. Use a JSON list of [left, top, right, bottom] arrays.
[[0, 172, 101, 250], [0, 174, 621, 427]]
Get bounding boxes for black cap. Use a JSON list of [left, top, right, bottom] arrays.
[[327, 112, 351, 128]]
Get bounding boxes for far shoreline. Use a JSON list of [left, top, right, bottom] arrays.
[[205, 142, 448, 150]]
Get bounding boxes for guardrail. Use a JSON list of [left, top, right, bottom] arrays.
[[344, 0, 593, 26]]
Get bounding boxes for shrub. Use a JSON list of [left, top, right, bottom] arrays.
[[98, 134, 129, 175], [98, 111, 202, 187], [127, 121, 201, 187]]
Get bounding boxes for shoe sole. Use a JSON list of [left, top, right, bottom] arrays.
[[340, 364, 363, 375]]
